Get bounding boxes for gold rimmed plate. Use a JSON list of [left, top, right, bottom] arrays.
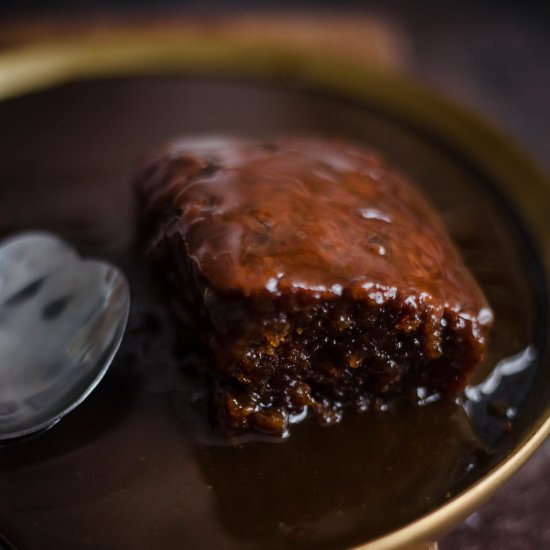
[[0, 38, 548, 550]]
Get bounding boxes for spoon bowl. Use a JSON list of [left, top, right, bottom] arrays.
[[0, 233, 130, 441]]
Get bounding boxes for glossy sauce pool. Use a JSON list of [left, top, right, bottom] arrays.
[[0, 77, 545, 550]]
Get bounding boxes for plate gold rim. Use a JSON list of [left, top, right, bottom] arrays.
[[0, 37, 549, 550]]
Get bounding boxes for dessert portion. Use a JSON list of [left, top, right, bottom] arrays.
[[136, 136, 493, 436]]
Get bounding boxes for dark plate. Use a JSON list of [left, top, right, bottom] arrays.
[[0, 41, 548, 550]]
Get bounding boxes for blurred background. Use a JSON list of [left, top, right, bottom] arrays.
[[1, 0, 549, 172], [1, 2, 549, 549]]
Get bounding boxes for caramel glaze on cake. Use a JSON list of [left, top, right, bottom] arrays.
[[136, 137, 493, 436]]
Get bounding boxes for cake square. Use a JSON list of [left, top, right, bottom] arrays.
[[136, 137, 492, 436]]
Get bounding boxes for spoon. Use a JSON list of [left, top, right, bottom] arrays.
[[0, 232, 130, 442]]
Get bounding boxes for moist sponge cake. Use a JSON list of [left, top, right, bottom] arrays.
[[136, 137, 493, 436]]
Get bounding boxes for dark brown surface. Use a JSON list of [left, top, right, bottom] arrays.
[[0, 76, 546, 549], [137, 136, 491, 435]]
